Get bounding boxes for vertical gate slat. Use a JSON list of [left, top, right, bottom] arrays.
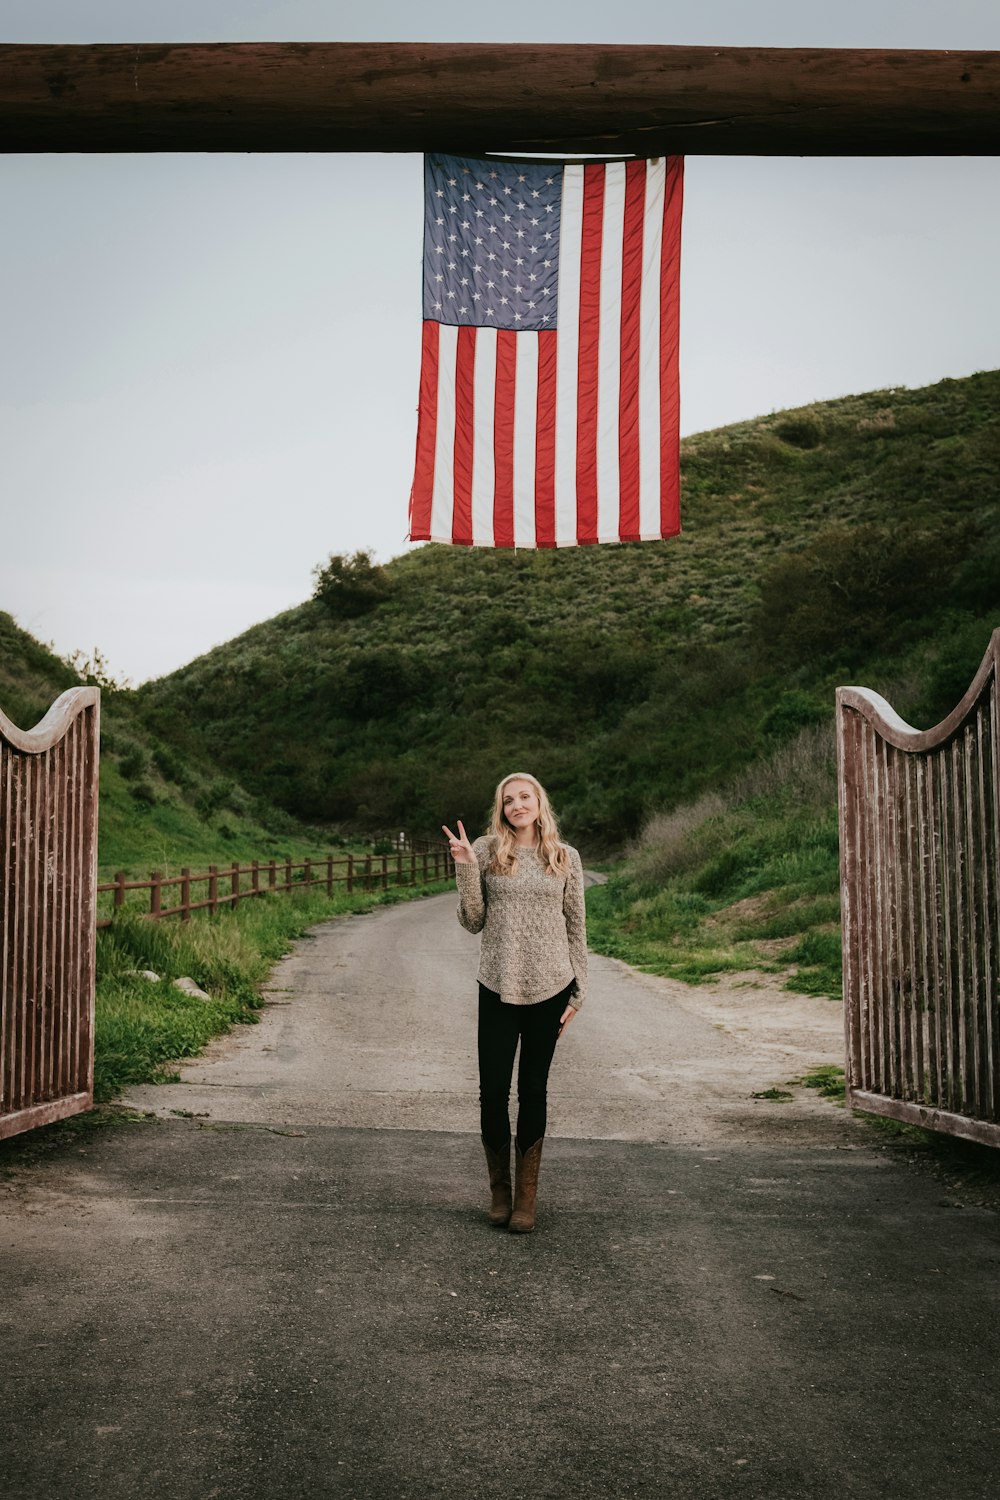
[[972, 700, 993, 1119], [948, 740, 967, 1112], [14, 755, 29, 1112], [1, 747, 12, 1111], [855, 716, 874, 1092], [990, 673, 1000, 1116], [900, 754, 920, 1100], [838, 706, 863, 1096], [964, 718, 983, 1118]]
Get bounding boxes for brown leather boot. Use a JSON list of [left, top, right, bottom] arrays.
[[509, 1138, 543, 1233], [482, 1137, 512, 1226]]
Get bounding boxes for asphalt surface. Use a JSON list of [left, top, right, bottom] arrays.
[[3, 892, 999, 1500]]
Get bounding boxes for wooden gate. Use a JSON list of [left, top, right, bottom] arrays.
[[837, 631, 1000, 1147], [1, 688, 100, 1139]]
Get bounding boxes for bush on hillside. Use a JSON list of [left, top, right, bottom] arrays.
[[312, 550, 394, 619]]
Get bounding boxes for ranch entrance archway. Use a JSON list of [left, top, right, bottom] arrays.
[[1, 40, 998, 1140]]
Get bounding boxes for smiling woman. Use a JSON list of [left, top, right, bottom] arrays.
[[442, 771, 587, 1232]]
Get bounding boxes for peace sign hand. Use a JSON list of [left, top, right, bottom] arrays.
[[441, 819, 477, 865]]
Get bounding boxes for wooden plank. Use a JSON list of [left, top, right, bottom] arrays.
[[923, 751, 945, 1108], [975, 697, 997, 1120], [1, 43, 999, 156], [856, 717, 876, 1092], [990, 675, 1000, 1116], [837, 702, 863, 1095], [848, 1088, 1000, 1150], [0, 1090, 93, 1140], [965, 716, 984, 1118]]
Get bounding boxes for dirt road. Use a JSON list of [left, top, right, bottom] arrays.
[[120, 889, 848, 1145]]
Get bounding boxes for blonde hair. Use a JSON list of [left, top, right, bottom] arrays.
[[487, 772, 570, 877]]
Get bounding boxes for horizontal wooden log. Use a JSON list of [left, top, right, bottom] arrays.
[[0, 1091, 92, 1141], [1, 43, 999, 155], [849, 1088, 1000, 1149]]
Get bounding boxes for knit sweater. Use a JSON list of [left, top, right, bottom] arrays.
[[455, 836, 588, 1008]]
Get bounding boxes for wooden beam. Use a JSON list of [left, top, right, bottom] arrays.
[[1, 43, 999, 155]]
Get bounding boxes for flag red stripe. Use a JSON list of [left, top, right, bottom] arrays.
[[452, 325, 477, 545], [493, 331, 517, 548], [534, 330, 558, 548], [408, 320, 439, 540], [618, 162, 646, 543], [659, 157, 684, 538], [575, 165, 605, 545]]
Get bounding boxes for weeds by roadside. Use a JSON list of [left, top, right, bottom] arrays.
[[585, 722, 843, 997]]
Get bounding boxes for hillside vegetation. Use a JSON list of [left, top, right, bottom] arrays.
[[0, 614, 344, 878], [139, 372, 1000, 853]]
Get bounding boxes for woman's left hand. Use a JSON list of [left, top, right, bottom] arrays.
[[556, 1005, 577, 1040]]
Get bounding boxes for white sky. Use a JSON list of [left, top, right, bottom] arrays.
[[1, 0, 999, 686]]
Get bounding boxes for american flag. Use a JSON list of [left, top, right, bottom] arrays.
[[408, 152, 684, 548]]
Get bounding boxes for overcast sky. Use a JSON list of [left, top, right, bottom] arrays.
[[1, 0, 999, 686]]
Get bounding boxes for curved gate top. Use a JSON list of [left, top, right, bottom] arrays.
[[0, 688, 100, 1139]]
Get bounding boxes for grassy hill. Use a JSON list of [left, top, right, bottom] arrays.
[[137, 371, 1000, 853], [0, 613, 346, 878]]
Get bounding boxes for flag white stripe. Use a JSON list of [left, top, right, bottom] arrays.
[[637, 159, 665, 540], [512, 335, 538, 549], [471, 327, 497, 546], [596, 163, 626, 543], [430, 325, 458, 543], [553, 164, 584, 547]]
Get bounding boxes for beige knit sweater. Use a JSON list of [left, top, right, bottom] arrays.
[[455, 836, 588, 1008]]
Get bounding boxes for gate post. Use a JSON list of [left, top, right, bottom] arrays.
[[1, 688, 101, 1139]]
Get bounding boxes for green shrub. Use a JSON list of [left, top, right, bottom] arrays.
[[312, 550, 394, 619]]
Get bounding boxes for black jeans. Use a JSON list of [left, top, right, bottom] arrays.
[[478, 982, 572, 1153]]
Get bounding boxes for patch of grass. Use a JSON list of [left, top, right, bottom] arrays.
[[751, 1087, 794, 1102], [783, 928, 843, 1000], [798, 1064, 846, 1102]]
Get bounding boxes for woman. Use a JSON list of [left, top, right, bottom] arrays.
[[442, 773, 587, 1233]]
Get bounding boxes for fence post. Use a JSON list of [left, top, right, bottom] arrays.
[[382, 853, 389, 891], [326, 855, 334, 896], [304, 857, 312, 890], [180, 867, 191, 921], [208, 865, 218, 915], [347, 853, 354, 894], [251, 859, 260, 897], [114, 870, 127, 912], [396, 851, 403, 886], [231, 861, 241, 907], [268, 859, 277, 890], [285, 855, 293, 892], [150, 871, 162, 919], [365, 853, 372, 892], [423, 851, 428, 886], [411, 850, 417, 885]]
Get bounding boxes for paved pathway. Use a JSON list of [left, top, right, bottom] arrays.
[[3, 892, 999, 1500]]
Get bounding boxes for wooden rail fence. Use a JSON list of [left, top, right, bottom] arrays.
[[97, 843, 455, 928], [837, 629, 1000, 1148], [1, 688, 101, 1139]]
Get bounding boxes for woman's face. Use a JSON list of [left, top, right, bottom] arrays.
[[502, 779, 541, 833]]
